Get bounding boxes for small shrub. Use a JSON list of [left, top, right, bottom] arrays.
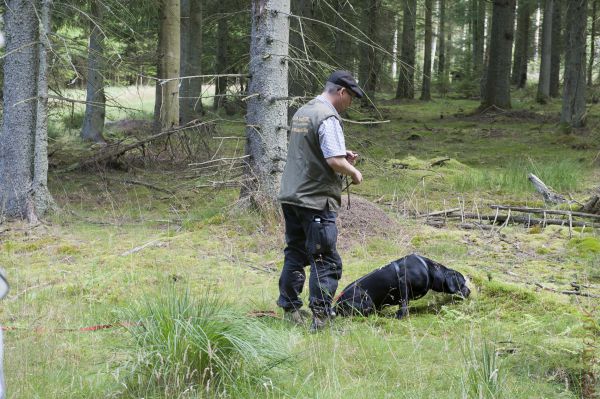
[[118, 289, 292, 398]]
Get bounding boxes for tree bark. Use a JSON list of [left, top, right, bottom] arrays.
[[421, 0, 433, 101], [511, 0, 531, 88], [241, 0, 290, 207], [536, 0, 553, 103], [1, 0, 53, 220], [81, 0, 106, 143], [396, 0, 417, 99], [549, 0, 562, 97], [359, 0, 382, 105], [561, 0, 587, 128], [179, 0, 203, 123], [472, 0, 486, 78], [214, 0, 229, 110], [588, 0, 597, 86], [481, 0, 516, 110], [155, 0, 180, 131], [180, 0, 190, 120], [436, 0, 447, 95]]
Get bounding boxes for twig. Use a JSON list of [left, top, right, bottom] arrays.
[[103, 177, 174, 194], [188, 155, 250, 167], [534, 282, 600, 298], [61, 120, 217, 172], [417, 208, 461, 218], [121, 240, 164, 256], [340, 118, 391, 125]]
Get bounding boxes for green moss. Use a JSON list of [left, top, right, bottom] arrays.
[[568, 237, 600, 256], [479, 280, 537, 304]]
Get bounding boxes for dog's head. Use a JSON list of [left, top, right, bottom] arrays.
[[443, 270, 471, 298]]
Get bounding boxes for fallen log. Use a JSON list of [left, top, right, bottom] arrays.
[[528, 173, 567, 204], [448, 212, 592, 228], [490, 205, 600, 221]]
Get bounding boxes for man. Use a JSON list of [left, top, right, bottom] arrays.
[[277, 70, 364, 332]]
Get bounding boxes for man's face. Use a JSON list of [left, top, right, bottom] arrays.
[[339, 88, 355, 112]]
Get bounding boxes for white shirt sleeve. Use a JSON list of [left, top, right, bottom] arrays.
[[318, 116, 346, 159]]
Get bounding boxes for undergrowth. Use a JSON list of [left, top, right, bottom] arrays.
[[117, 289, 292, 398]]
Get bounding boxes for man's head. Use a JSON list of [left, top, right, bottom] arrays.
[[322, 70, 364, 113]]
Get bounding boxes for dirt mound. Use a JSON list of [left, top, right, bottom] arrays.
[[465, 109, 558, 124], [336, 195, 407, 250]]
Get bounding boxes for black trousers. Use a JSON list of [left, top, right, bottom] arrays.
[[277, 203, 343, 316]]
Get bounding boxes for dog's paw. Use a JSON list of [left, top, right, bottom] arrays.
[[395, 309, 407, 320]]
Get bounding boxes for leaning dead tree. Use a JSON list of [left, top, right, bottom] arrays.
[[240, 0, 290, 208]]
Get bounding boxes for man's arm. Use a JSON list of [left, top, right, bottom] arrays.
[[326, 156, 363, 184]]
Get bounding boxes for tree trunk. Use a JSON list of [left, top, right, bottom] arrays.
[[588, 0, 597, 86], [1, 0, 53, 220], [536, 0, 553, 103], [480, 1, 494, 98], [472, 0, 486, 78], [155, 0, 180, 131], [241, 0, 290, 207], [180, 0, 203, 123], [549, 0, 562, 97], [214, 0, 229, 110], [334, 0, 354, 69], [81, 0, 106, 143], [561, 0, 587, 128], [359, 0, 382, 105], [481, 0, 516, 110], [421, 0, 433, 100], [436, 0, 447, 95], [180, 0, 190, 120], [511, 0, 531, 88], [396, 0, 417, 99]]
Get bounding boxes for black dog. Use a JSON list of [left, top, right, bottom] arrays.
[[334, 254, 470, 319]]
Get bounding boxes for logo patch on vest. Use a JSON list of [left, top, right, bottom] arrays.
[[291, 116, 310, 134]]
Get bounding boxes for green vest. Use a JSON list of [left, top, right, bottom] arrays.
[[278, 98, 343, 211]]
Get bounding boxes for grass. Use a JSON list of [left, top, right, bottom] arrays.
[[1, 88, 599, 398], [117, 289, 292, 398]]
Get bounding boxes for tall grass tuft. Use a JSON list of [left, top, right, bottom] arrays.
[[117, 289, 292, 398], [450, 158, 583, 194], [462, 338, 505, 399]]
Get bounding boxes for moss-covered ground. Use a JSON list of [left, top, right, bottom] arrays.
[[1, 89, 599, 398]]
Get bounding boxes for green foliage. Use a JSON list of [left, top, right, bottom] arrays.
[[462, 339, 505, 399], [118, 289, 291, 398]]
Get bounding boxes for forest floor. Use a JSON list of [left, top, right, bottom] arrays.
[[1, 88, 599, 398]]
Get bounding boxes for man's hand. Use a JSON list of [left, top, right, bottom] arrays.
[[345, 150, 359, 165], [351, 169, 363, 185], [326, 155, 363, 185]]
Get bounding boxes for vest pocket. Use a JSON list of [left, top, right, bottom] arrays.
[[306, 218, 338, 256]]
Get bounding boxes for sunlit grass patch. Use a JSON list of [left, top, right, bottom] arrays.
[[449, 158, 585, 194]]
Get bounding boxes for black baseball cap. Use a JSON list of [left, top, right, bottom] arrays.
[[327, 70, 365, 98]]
